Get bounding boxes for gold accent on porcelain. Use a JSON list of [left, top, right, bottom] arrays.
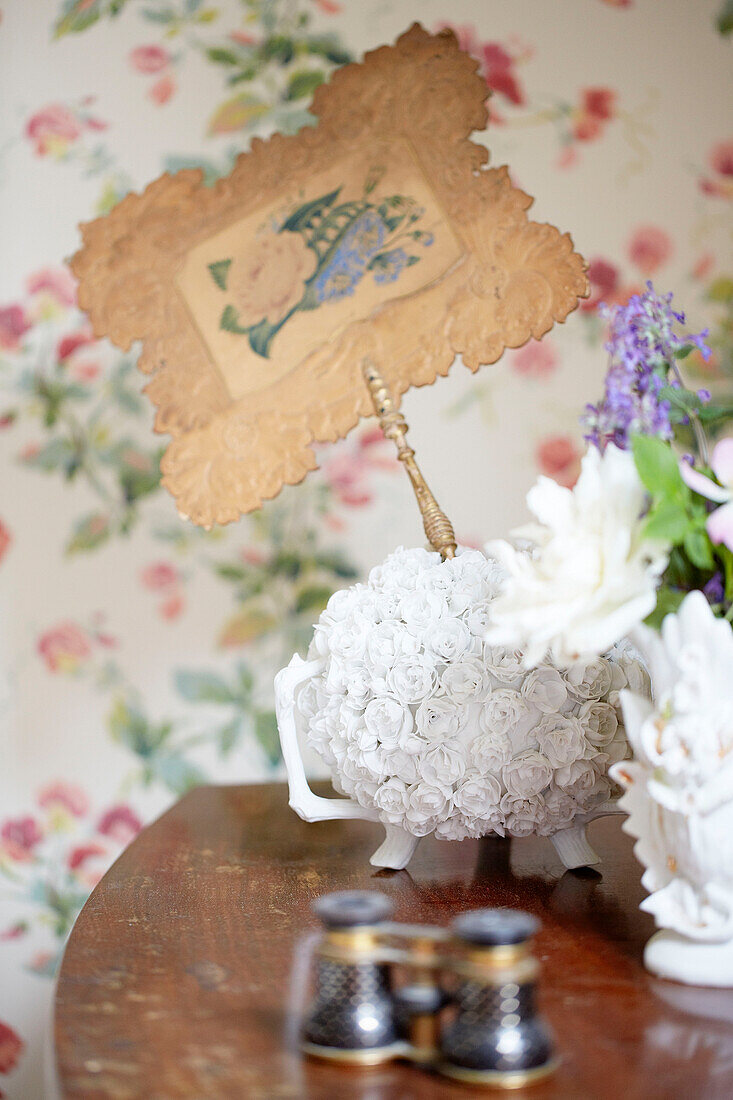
[[301, 1041, 403, 1065], [362, 359, 456, 560]]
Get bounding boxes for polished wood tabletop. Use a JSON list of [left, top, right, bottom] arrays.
[[54, 782, 733, 1099]]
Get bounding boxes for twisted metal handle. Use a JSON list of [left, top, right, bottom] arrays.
[[362, 360, 456, 560]]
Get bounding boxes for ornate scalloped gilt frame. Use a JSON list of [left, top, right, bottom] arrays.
[[71, 23, 588, 528]]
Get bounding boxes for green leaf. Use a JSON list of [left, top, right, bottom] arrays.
[[312, 550, 359, 579], [708, 274, 733, 301], [303, 34, 353, 65], [218, 606, 278, 647], [208, 259, 231, 290], [152, 754, 205, 795], [673, 345, 694, 359], [285, 69, 326, 102], [207, 92, 269, 134], [247, 317, 279, 358], [220, 304, 251, 335], [254, 710, 281, 765], [261, 34, 294, 63], [631, 433, 685, 498], [206, 46, 241, 65], [218, 718, 242, 755], [698, 403, 733, 423], [684, 528, 715, 570], [644, 587, 686, 630], [642, 501, 689, 544], [281, 188, 340, 232], [21, 438, 79, 475], [295, 584, 333, 614], [213, 562, 247, 582], [66, 512, 111, 555], [174, 669, 235, 705]]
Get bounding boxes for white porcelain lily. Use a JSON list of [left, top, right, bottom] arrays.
[[680, 438, 733, 552]]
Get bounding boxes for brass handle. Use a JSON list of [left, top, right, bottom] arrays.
[[362, 360, 457, 560]]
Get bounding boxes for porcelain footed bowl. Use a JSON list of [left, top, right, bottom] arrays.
[[275, 547, 648, 870]]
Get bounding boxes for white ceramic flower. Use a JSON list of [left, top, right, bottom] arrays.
[[486, 445, 669, 666], [416, 694, 467, 741], [440, 657, 490, 703], [612, 592, 733, 943], [284, 544, 633, 862]]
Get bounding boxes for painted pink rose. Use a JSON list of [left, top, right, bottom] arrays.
[[573, 87, 616, 142], [25, 103, 81, 155], [536, 435, 582, 489], [482, 42, 525, 106], [68, 841, 106, 871], [39, 781, 89, 817], [1, 816, 42, 855], [129, 45, 170, 73], [229, 231, 317, 327], [699, 141, 733, 200], [0, 1020, 23, 1076], [581, 257, 618, 311], [0, 520, 11, 565], [37, 622, 92, 672], [140, 561, 179, 590], [628, 225, 672, 274], [510, 339, 557, 378], [160, 593, 184, 620], [27, 267, 77, 306], [97, 805, 142, 845], [0, 305, 31, 351]]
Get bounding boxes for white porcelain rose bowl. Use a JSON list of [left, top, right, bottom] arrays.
[[275, 547, 646, 871]]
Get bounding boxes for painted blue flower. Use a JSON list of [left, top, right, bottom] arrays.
[[314, 211, 388, 303], [373, 248, 409, 285]]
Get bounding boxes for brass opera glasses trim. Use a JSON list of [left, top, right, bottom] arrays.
[[362, 360, 457, 560], [302, 891, 557, 1088]]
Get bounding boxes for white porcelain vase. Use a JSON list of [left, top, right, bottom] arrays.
[[276, 547, 645, 871], [611, 590, 733, 987]]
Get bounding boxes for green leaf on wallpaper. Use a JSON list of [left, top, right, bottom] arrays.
[[261, 34, 295, 64], [218, 718, 242, 756], [152, 754, 206, 795], [304, 35, 353, 66], [220, 304, 251, 334], [208, 259, 231, 290], [206, 47, 241, 66], [208, 92, 269, 135], [20, 438, 78, 474], [175, 669, 235, 705], [218, 606, 277, 647], [66, 512, 111, 555], [708, 275, 733, 302], [716, 0, 733, 35], [254, 710, 281, 765], [295, 584, 333, 614], [285, 69, 326, 102]]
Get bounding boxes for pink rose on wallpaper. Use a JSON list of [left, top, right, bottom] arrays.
[[536, 435, 582, 488], [435, 24, 527, 109], [37, 622, 92, 673], [510, 339, 558, 379], [0, 305, 31, 351], [581, 258, 618, 311], [0, 520, 11, 565], [57, 328, 94, 361], [150, 75, 176, 105], [313, 0, 342, 11], [140, 561, 185, 619], [627, 225, 673, 274], [141, 561, 180, 590], [1, 816, 42, 858], [699, 139, 733, 200], [0, 1020, 23, 1078], [25, 103, 81, 156], [97, 805, 142, 846], [27, 266, 77, 307], [321, 427, 397, 508], [129, 45, 170, 73], [573, 87, 616, 142], [38, 781, 89, 817], [67, 841, 105, 872]]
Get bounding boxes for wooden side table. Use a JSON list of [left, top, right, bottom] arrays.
[[54, 783, 733, 1098]]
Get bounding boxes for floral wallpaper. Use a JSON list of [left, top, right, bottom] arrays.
[[0, 0, 730, 1095]]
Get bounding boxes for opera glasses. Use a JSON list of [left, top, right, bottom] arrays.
[[302, 890, 557, 1088]]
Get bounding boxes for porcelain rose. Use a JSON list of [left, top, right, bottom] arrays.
[[292, 546, 642, 844], [486, 444, 670, 666], [612, 592, 733, 941], [229, 230, 317, 327]]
